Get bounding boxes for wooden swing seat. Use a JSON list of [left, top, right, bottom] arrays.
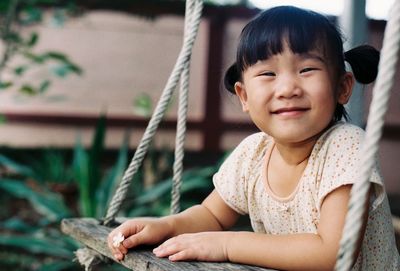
[[61, 218, 275, 271]]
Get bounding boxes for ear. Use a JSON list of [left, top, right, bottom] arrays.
[[234, 82, 249, 112], [337, 72, 354, 105]]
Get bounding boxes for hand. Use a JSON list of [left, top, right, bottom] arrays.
[[153, 231, 231, 262], [107, 217, 172, 261]]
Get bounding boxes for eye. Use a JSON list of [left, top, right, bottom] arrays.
[[300, 67, 318, 74], [259, 71, 276, 77]]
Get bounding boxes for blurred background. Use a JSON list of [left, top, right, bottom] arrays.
[[0, 0, 399, 270]]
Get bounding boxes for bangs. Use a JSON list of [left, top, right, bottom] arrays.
[[237, 6, 340, 72]]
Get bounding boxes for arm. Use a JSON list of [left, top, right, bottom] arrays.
[[169, 189, 240, 235], [155, 185, 370, 271], [108, 190, 239, 260], [226, 185, 362, 270]]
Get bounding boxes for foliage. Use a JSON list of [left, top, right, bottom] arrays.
[[132, 93, 153, 117], [72, 115, 131, 218], [125, 160, 222, 217], [0, 115, 130, 270], [0, 113, 224, 270], [0, 0, 82, 96], [27, 148, 74, 185], [0, 178, 72, 222]]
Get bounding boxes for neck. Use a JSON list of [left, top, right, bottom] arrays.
[[273, 133, 321, 166], [272, 123, 333, 165]]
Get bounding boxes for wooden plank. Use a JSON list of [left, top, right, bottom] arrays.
[[61, 218, 275, 271]]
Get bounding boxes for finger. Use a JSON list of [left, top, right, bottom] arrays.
[[153, 239, 182, 258], [155, 233, 193, 251], [119, 245, 128, 254], [108, 229, 128, 259], [108, 237, 126, 261], [122, 231, 145, 249], [115, 221, 139, 238], [168, 250, 190, 262], [114, 251, 124, 261], [153, 237, 172, 256], [107, 232, 119, 256], [110, 219, 142, 241], [156, 235, 179, 249], [107, 236, 124, 261]]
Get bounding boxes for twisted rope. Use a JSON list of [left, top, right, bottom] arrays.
[[104, 0, 203, 225], [170, 0, 195, 215], [335, 1, 400, 270], [170, 63, 190, 214]]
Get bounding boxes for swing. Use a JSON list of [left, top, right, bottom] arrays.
[[61, 1, 400, 270]]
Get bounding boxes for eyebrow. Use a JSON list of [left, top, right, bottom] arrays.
[[298, 53, 326, 64]]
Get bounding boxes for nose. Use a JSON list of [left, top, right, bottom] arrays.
[[274, 74, 302, 99]]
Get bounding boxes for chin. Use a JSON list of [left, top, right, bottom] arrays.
[[271, 130, 320, 145]]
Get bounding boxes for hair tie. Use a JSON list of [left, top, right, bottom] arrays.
[[342, 45, 379, 84], [224, 63, 240, 94]]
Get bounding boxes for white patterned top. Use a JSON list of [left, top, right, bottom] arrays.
[[213, 122, 399, 270]]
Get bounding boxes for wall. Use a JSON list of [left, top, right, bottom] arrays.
[[0, 11, 208, 150], [0, 9, 398, 195]]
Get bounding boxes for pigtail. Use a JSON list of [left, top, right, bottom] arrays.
[[224, 63, 240, 94], [344, 45, 380, 84]]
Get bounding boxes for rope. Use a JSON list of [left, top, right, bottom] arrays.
[[75, 3, 203, 269], [103, 0, 203, 226], [335, 1, 400, 270], [170, 0, 195, 215], [74, 247, 110, 271], [170, 63, 190, 214]]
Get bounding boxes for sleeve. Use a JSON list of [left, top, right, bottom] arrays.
[[212, 133, 262, 215], [317, 124, 385, 212]]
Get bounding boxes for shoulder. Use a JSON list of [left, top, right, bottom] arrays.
[[315, 122, 364, 157], [315, 122, 366, 168], [322, 122, 364, 143], [230, 132, 271, 160], [314, 123, 367, 209], [213, 132, 271, 215], [238, 131, 270, 147], [215, 132, 271, 180]]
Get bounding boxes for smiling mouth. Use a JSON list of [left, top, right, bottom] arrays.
[[272, 107, 309, 115]]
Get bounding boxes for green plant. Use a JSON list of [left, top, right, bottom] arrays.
[[0, 0, 82, 95], [0, 177, 80, 270], [0, 113, 229, 270], [0, 115, 130, 270], [28, 148, 74, 185], [72, 115, 130, 218], [125, 153, 227, 217]]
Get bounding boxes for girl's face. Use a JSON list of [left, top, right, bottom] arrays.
[[235, 42, 353, 146]]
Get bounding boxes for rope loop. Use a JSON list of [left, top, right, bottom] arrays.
[[335, 1, 400, 269]]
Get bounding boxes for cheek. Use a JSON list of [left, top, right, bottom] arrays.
[[246, 87, 270, 107], [313, 86, 337, 114]]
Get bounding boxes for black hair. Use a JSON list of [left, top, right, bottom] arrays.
[[224, 6, 380, 122]]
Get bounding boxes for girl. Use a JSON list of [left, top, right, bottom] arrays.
[[108, 6, 399, 270]]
